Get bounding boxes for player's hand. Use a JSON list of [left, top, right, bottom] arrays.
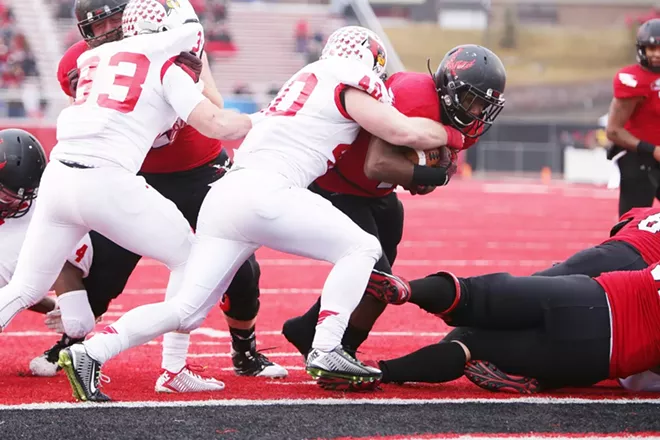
[[67, 68, 80, 97], [409, 185, 437, 196], [175, 51, 202, 83], [653, 146, 660, 163], [44, 308, 64, 333]]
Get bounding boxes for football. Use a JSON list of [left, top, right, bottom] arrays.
[[404, 146, 450, 167]]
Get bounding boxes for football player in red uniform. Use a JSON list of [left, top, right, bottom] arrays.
[[282, 45, 506, 359], [606, 18, 660, 216], [534, 207, 660, 277], [31, 0, 286, 389], [371, 263, 660, 393]]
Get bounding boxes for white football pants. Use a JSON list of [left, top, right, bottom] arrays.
[[83, 167, 382, 363], [0, 159, 193, 329]]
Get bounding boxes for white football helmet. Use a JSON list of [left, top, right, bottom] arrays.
[[320, 26, 388, 78], [122, 0, 199, 38]]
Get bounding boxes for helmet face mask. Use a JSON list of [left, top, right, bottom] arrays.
[[0, 129, 46, 220], [75, 0, 128, 48], [432, 45, 506, 138], [0, 185, 34, 220]]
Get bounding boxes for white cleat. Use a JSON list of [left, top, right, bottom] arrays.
[[155, 364, 225, 393]]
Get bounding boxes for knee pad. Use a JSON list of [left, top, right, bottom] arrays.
[[221, 256, 261, 321]]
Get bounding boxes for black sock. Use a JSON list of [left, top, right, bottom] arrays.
[[379, 342, 466, 384], [230, 325, 256, 353], [409, 274, 457, 314], [301, 298, 322, 324], [342, 324, 370, 357], [282, 298, 322, 355]]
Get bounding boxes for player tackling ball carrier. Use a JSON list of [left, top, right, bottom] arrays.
[[60, 24, 466, 400]]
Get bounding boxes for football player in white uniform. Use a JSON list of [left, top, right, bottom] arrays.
[[0, 0, 251, 401], [61, 25, 467, 400], [0, 129, 98, 344], [28, 0, 280, 392]]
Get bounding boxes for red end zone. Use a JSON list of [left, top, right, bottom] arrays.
[[1, 178, 657, 407]]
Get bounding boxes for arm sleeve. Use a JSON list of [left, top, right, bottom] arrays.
[[161, 62, 206, 123]]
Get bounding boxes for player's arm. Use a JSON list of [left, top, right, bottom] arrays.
[[200, 52, 224, 108], [606, 70, 660, 160], [605, 97, 653, 152], [364, 137, 453, 188], [28, 297, 56, 314], [163, 64, 251, 140], [343, 88, 464, 151], [52, 261, 86, 296], [364, 137, 413, 186]]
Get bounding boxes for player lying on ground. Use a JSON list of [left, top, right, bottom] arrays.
[[28, 0, 286, 389], [59, 24, 463, 401], [369, 262, 660, 393], [283, 44, 506, 359], [0, 0, 252, 397]]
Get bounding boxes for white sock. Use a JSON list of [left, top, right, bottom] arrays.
[[312, 253, 377, 351], [161, 332, 190, 372], [57, 290, 95, 339], [84, 301, 181, 364]]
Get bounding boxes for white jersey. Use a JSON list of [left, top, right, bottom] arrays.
[[233, 58, 392, 188], [0, 205, 93, 288], [52, 23, 206, 174]]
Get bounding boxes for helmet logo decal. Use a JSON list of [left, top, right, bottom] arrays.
[[445, 47, 476, 75], [366, 37, 386, 68]]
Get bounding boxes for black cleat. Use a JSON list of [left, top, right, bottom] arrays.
[[231, 348, 288, 378], [30, 334, 84, 377]]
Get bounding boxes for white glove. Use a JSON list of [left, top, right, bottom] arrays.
[[44, 308, 64, 334]]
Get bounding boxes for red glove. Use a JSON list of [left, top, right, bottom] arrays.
[[174, 51, 202, 83], [444, 125, 465, 150]]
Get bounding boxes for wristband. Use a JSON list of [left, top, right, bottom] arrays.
[[412, 165, 449, 187], [637, 141, 656, 157]]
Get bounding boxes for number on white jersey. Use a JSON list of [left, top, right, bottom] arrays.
[[265, 72, 318, 117], [75, 52, 151, 113], [638, 213, 660, 233]]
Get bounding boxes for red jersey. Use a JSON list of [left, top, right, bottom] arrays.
[[314, 72, 480, 197], [604, 207, 660, 264], [56, 40, 221, 174], [594, 264, 660, 378], [612, 64, 660, 146]]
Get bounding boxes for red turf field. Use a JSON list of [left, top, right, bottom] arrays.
[[0, 179, 658, 439]]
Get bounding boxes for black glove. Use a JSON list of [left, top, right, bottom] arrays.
[[174, 51, 202, 83], [67, 68, 80, 97]]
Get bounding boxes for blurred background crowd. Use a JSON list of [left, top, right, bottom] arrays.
[[0, 0, 657, 180]]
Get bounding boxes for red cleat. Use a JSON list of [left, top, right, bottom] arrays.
[[365, 270, 411, 305], [465, 360, 541, 394]]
